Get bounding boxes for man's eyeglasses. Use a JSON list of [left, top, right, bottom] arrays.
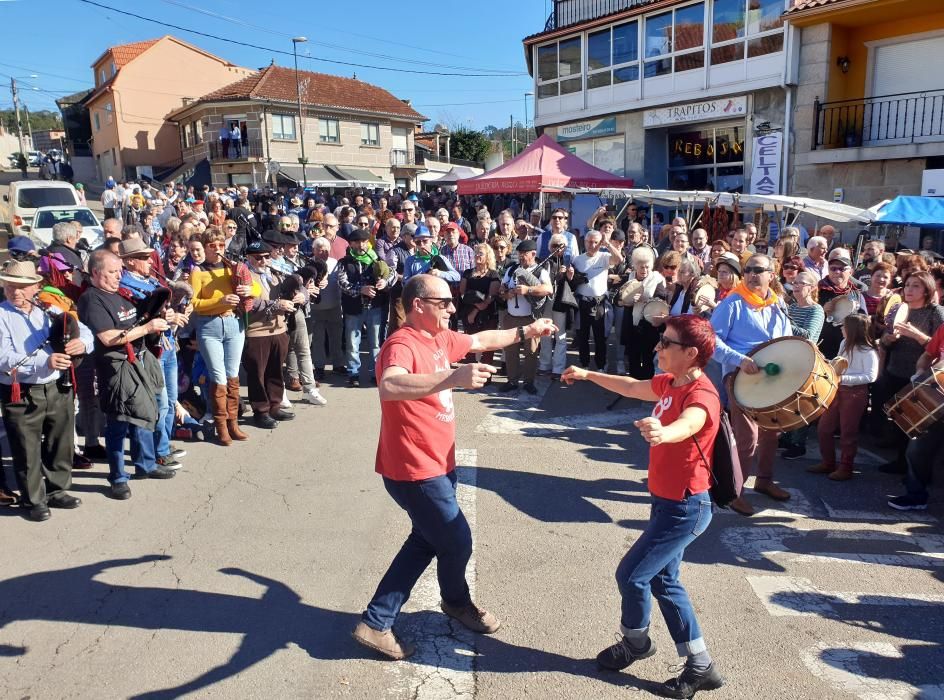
[[658, 333, 693, 350], [743, 265, 771, 275], [206, 242, 225, 249], [402, 207, 415, 213], [828, 265, 847, 272], [420, 297, 454, 309], [225, 225, 237, 230], [551, 215, 568, 220]]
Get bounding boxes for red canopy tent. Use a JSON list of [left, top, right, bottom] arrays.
[[456, 134, 634, 195]]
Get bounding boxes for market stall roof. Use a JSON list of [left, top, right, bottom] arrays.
[[425, 165, 481, 185], [875, 196, 944, 229], [584, 188, 876, 224], [457, 134, 634, 194]]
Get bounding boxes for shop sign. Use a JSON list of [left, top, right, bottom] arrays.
[[671, 134, 743, 166], [556, 117, 617, 142], [644, 96, 747, 128], [749, 133, 782, 195]]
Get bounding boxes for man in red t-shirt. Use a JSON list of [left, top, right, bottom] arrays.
[[352, 274, 555, 660]]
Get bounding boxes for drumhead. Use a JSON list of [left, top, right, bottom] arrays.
[[733, 338, 818, 408], [830, 296, 857, 324], [643, 299, 670, 324], [619, 279, 643, 306], [892, 302, 909, 328]]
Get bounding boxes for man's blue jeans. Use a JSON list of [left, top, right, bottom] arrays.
[[362, 470, 473, 631], [104, 417, 157, 483], [344, 306, 384, 378], [616, 490, 712, 656], [194, 314, 244, 385], [154, 347, 178, 457]]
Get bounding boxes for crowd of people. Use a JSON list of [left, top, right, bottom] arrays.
[[1, 179, 941, 524]]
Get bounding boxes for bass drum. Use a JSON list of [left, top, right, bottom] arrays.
[[731, 337, 840, 432], [884, 367, 944, 438]]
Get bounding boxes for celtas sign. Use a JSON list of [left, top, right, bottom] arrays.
[[644, 96, 747, 127], [556, 117, 617, 142], [749, 133, 783, 195]]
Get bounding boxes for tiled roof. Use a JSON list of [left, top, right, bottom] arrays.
[[106, 39, 159, 68], [199, 64, 427, 122], [784, 0, 848, 15]]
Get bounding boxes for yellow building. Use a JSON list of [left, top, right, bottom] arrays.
[[788, 0, 944, 206]]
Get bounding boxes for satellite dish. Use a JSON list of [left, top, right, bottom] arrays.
[[266, 160, 281, 175]]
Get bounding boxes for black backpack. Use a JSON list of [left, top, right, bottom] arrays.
[[692, 411, 743, 508]]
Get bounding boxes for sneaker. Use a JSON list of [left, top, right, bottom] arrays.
[[781, 445, 806, 460], [596, 634, 657, 671], [110, 482, 132, 500], [348, 376, 360, 388], [280, 394, 293, 410], [169, 445, 187, 459], [887, 493, 929, 511], [132, 467, 176, 480], [351, 621, 414, 660], [155, 455, 182, 471], [522, 383, 538, 395], [305, 387, 328, 406], [661, 663, 725, 699], [440, 600, 501, 634]]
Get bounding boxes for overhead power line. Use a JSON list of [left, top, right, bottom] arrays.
[[76, 0, 528, 78]]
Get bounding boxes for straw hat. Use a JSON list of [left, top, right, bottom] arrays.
[[118, 238, 155, 258], [0, 260, 43, 285]]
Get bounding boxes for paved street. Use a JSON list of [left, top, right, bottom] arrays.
[[1, 366, 942, 699]]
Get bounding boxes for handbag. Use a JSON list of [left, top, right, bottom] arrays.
[[553, 278, 579, 312], [462, 290, 487, 306], [691, 411, 743, 508]]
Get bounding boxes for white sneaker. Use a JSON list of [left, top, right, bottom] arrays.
[[280, 394, 293, 409], [305, 387, 328, 406]]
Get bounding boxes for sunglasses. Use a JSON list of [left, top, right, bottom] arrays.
[[658, 333, 693, 350], [402, 208, 415, 212], [743, 266, 771, 274], [782, 264, 798, 271], [828, 265, 848, 272], [662, 264, 678, 270], [249, 253, 270, 259], [225, 225, 237, 230], [420, 296, 454, 309], [551, 215, 568, 220]]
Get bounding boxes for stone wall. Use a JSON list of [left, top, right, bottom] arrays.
[[792, 158, 926, 207]]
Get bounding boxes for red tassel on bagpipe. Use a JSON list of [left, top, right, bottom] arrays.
[[9, 368, 21, 403], [125, 342, 137, 364]]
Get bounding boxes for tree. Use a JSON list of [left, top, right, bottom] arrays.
[[450, 127, 491, 163]]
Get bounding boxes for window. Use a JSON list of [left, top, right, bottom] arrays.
[[94, 112, 100, 131], [109, 62, 116, 77], [644, 3, 705, 78], [587, 21, 640, 89], [712, 0, 785, 65], [361, 122, 380, 146], [667, 125, 745, 192], [536, 36, 583, 98], [104, 103, 113, 125], [272, 113, 296, 140], [566, 135, 626, 176], [98, 69, 105, 85], [182, 125, 189, 149], [189, 121, 201, 146], [111, 148, 117, 166], [319, 118, 340, 143]]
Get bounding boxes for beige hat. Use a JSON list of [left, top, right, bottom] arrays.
[[0, 260, 43, 285], [827, 247, 852, 267], [118, 238, 155, 258]]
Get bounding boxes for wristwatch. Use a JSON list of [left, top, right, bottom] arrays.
[[517, 326, 527, 343]]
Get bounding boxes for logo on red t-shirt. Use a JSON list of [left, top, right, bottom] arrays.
[[651, 395, 673, 421]]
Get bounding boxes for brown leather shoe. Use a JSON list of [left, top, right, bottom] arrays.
[[285, 377, 303, 392], [440, 600, 501, 634], [806, 462, 834, 474], [225, 377, 249, 441], [828, 468, 853, 481], [351, 621, 415, 660], [754, 481, 791, 501], [0, 489, 18, 506], [212, 383, 231, 446], [728, 495, 754, 517]]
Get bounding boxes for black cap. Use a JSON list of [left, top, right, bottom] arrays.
[[348, 228, 371, 243], [517, 239, 537, 253], [246, 239, 272, 255], [262, 229, 293, 246], [611, 230, 626, 242]]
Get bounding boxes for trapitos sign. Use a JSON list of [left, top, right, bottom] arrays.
[[556, 118, 618, 142], [644, 96, 747, 128]]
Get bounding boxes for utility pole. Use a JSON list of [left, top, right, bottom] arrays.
[[292, 37, 309, 188], [24, 104, 33, 147], [10, 78, 27, 160], [510, 114, 516, 157]]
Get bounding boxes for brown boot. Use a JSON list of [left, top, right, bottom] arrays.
[[828, 466, 853, 481], [226, 377, 249, 441], [212, 383, 231, 446]]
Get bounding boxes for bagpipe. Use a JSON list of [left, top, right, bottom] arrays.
[[222, 254, 255, 323], [115, 286, 172, 363]]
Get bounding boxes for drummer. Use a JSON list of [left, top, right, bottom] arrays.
[[710, 253, 793, 516]]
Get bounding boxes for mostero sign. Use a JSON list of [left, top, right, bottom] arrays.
[[556, 117, 617, 142], [643, 96, 747, 127]]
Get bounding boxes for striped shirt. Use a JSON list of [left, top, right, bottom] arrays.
[[787, 303, 825, 344]]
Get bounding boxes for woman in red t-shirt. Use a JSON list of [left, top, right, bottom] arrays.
[[562, 314, 724, 699]]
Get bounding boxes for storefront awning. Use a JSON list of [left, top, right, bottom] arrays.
[[329, 166, 388, 188], [278, 164, 346, 187]]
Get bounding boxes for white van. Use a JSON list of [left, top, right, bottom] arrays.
[[2, 180, 82, 238]]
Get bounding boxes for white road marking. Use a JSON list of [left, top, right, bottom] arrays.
[[802, 642, 944, 700], [476, 406, 649, 436], [385, 449, 478, 700], [721, 526, 944, 567], [747, 576, 944, 617], [820, 500, 938, 523]]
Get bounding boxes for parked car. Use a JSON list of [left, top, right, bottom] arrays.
[[1, 180, 82, 237], [29, 206, 105, 249]]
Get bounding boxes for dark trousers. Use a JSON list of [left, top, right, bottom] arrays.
[[362, 470, 473, 631], [873, 371, 911, 466], [1, 382, 74, 507], [577, 298, 607, 369], [502, 313, 540, 384], [623, 319, 659, 380], [243, 333, 289, 414], [905, 429, 944, 497]]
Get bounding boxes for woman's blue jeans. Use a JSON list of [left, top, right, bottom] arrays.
[[362, 470, 473, 631], [194, 314, 245, 385], [616, 490, 712, 656], [153, 346, 178, 457]]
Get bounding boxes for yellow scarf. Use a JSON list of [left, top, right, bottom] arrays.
[[730, 281, 779, 309]]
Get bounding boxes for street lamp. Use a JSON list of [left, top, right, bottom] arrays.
[[292, 37, 308, 188], [524, 91, 534, 148]]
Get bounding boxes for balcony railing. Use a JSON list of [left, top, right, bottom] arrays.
[[813, 90, 944, 150], [208, 138, 265, 160], [391, 149, 423, 167], [544, 0, 648, 31]]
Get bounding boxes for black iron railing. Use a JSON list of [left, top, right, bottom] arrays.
[[208, 138, 265, 160], [813, 90, 944, 149], [545, 0, 649, 31], [391, 149, 425, 166]]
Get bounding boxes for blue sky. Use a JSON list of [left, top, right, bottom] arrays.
[[0, 0, 549, 130]]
